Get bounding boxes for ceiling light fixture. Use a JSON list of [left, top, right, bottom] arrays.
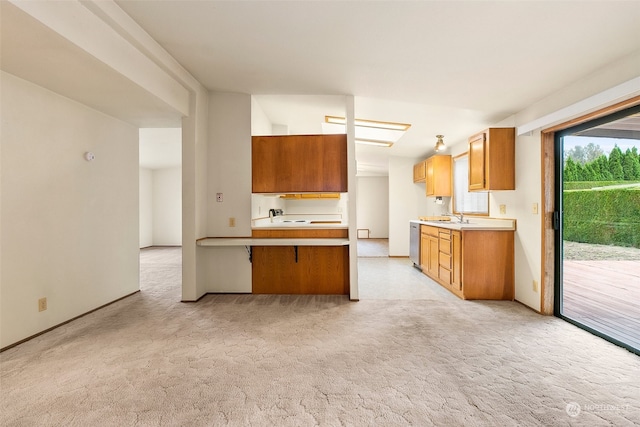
[[354, 138, 394, 147], [434, 135, 446, 152], [325, 116, 411, 131], [324, 115, 410, 148]]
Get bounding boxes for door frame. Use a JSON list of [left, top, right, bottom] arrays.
[[539, 95, 640, 314]]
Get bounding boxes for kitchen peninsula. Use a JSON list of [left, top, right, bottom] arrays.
[[247, 133, 350, 294], [198, 133, 351, 295], [197, 217, 350, 295], [411, 218, 516, 300], [251, 219, 349, 294]]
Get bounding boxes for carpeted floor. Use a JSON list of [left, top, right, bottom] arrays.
[[1, 247, 639, 426]]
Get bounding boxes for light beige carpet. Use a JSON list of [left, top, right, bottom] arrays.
[[1, 247, 639, 426]]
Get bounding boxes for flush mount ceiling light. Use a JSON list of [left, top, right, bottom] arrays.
[[324, 116, 411, 148], [325, 116, 411, 131], [354, 138, 394, 147], [434, 135, 446, 152]]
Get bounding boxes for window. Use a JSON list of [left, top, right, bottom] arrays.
[[453, 154, 489, 215]]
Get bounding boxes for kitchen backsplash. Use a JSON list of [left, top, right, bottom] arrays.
[[423, 196, 452, 217], [251, 193, 348, 221]]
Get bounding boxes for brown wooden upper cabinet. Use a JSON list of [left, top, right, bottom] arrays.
[[425, 155, 452, 197], [468, 128, 515, 191], [413, 160, 426, 183], [252, 134, 348, 193]]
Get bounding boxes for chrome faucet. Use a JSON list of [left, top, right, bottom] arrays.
[[447, 212, 465, 223]]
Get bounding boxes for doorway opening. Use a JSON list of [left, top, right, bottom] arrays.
[[356, 175, 390, 258], [139, 128, 183, 292], [554, 105, 640, 354]]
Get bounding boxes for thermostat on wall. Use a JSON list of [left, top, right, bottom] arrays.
[[84, 152, 95, 161]]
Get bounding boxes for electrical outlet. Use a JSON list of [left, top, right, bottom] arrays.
[[499, 204, 506, 214], [216, 193, 223, 202], [38, 297, 47, 312], [229, 217, 236, 227], [532, 203, 539, 214], [532, 280, 538, 292]]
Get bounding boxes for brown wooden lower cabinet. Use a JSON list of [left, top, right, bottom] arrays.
[[420, 225, 514, 300], [252, 245, 349, 295], [420, 226, 440, 278]]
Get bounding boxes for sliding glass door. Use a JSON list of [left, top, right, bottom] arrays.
[[555, 105, 640, 354]]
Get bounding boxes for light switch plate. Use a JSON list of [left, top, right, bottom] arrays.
[[532, 203, 539, 214], [499, 204, 506, 214]]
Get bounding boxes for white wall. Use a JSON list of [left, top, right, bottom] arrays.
[[139, 167, 153, 248], [5, 0, 209, 305], [206, 92, 252, 237], [139, 167, 181, 247], [251, 96, 273, 136], [200, 92, 253, 294], [183, 86, 210, 301], [356, 176, 389, 238], [507, 51, 639, 312], [508, 131, 542, 310], [283, 197, 348, 218], [153, 167, 182, 245], [1, 72, 139, 348], [388, 156, 420, 256]]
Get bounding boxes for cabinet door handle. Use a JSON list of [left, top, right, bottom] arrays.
[[294, 246, 298, 263]]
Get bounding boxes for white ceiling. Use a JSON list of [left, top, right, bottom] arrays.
[[115, 0, 640, 175], [3, 1, 640, 174]]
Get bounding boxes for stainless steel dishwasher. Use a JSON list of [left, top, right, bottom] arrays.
[[410, 222, 421, 270]]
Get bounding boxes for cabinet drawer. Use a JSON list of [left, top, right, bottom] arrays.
[[439, 239, 451, 255], [422, 225, 439, 237], [439, 252, 451, 268], [439, 267, 451, 283], [439, 230, 451, 240]]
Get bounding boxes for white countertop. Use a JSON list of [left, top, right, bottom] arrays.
[[410, 218, 516, 231], [252, 223, 348, 230], [252, 217, 347, 229], [197, 238, 350, 247]]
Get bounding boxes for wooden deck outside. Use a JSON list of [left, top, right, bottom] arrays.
[[563, 260, 640, 351]]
